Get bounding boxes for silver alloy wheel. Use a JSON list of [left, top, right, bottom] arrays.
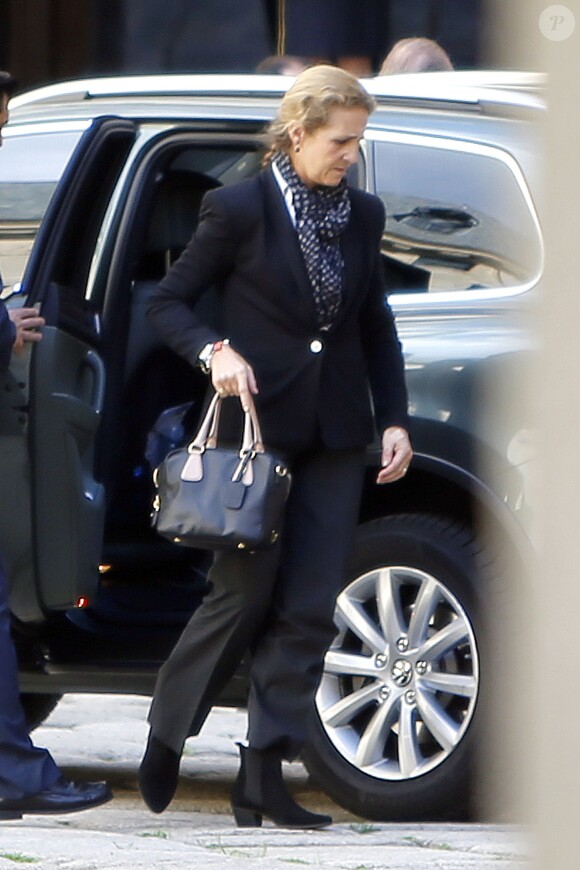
[[316, 566, 479, 781]]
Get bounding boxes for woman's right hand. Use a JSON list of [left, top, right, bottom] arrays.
[[210, 345, 258, 412]]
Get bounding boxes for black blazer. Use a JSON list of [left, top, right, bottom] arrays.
[[147, 167, 409, 452]]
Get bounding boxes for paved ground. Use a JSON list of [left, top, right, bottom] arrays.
[[0, 695, 531, 869]]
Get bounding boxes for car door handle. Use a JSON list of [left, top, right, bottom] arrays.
[[392, 206, 478, 233], [83, 349, 105, 414]]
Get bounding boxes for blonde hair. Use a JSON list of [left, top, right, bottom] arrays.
[[264, 65, 375, 163]]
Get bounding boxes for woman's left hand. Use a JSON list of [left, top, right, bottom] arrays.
[[376, 426, 413, 484]]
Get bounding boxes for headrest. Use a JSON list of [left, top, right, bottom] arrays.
[[147, 170, 221, 254]]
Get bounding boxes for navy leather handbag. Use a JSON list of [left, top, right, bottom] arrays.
[[151, 392, 291, 551]]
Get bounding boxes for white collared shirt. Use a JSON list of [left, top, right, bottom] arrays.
[[271, 159, 297, 227]]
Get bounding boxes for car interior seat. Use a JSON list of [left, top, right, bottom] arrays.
[[109, 169, 222, 538]]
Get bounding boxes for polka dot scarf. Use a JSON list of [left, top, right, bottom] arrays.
[[275, 152, 351, 330]]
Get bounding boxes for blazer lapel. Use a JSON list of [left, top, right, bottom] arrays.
[[261, 169, 319, 326], [339, 204, 365, 315]]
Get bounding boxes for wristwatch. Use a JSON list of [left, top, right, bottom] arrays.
[[198, 338, 230, 374]]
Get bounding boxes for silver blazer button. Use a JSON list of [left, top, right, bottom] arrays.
[[309, 339, 323, 354]]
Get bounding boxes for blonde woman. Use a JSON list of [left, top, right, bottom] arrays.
[[140, 65, 412, 828]]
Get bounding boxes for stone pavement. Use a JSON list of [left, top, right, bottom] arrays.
[[0, 695, 532, 869]]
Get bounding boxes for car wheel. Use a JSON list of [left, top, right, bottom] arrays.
[[20, 693, 62, 732], [302, 514, 486, 821]]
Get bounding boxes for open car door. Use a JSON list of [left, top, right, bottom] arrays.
[[0, 117, 136, 621]]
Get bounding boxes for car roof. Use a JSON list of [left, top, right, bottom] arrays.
[[10, 71, 545, 120]]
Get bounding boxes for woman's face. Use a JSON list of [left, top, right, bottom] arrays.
[[289, 106, 369, 188]]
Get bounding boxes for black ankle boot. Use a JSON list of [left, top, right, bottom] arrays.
[[138, 731, 181, 813], [231, 743, 332, 829]]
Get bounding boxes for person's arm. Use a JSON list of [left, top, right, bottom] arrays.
[[358, 198, 412, 483], [147, 189, 259, 409], [147, 190, 239, 368], [0, 301, 16, 370], [360, 201, 409, 429]]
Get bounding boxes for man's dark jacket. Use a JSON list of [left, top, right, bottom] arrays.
[[147, 167, 409, 452], [0, 301, 15, 371]]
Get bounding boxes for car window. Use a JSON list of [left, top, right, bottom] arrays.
[[168, 146, 263, 185], [373, 135, 542, 295], [0, 129, 84, 293]]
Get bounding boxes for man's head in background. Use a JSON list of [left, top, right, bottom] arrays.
[[380, 38, 453, 75], [0, 71, 17, 146]]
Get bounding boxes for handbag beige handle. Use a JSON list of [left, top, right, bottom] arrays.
[[188, 392, 223, 452], [241, 398, 265, 455], [189, 392, 265, 456]]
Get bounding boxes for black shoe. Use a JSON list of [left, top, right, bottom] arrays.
[[138, 731, 181, 813], [0, 778, 112, 820], [231, 743, 332, 829]]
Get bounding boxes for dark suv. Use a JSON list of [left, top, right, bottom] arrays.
[[0, 71, 543, 821]]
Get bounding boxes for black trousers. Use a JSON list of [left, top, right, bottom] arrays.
[[148, 444, 366, 760], [0, 559, 60, 799]]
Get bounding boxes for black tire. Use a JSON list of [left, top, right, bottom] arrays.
[[20, 693, 62, 732], [302, 513, 489, 821]]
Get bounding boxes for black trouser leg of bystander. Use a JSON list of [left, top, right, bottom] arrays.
[[0, 560, 60, 800]]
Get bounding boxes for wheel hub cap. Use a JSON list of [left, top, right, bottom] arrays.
[[391, 659, 413, 687]]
